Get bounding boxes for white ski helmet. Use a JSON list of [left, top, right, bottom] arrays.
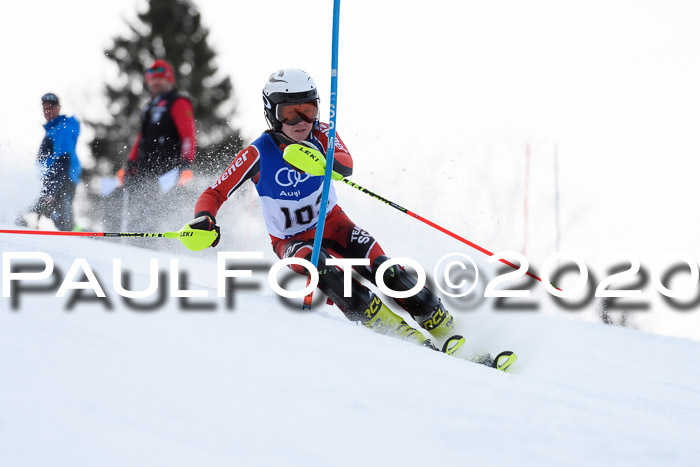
[[263, 69, 319, 131]]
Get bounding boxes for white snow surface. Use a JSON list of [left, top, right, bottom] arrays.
[[1, 232, 699, 467]]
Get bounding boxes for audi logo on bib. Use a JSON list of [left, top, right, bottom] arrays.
[[275, 167, 310, 187]]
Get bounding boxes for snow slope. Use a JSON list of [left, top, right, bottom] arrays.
[[1, 232, 699, 467]]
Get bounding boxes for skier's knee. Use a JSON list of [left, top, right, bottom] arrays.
[[373, 255, 425, 292], [372, 255, 439, 317], [315, 255, 374, 320], [286, 247, 329, 275]]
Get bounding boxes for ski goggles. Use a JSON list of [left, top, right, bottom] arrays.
[[145, 66, 174, 83], [146, 66, 167, 75], [276, 101, 319, 125]]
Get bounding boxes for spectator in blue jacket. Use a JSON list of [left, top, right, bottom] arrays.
[[34, 93, 82, 231]]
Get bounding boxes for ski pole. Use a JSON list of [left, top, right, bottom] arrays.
[[0, 224, 218, 252], [338, 178, 544, 283], [283, 145, 547, 285]]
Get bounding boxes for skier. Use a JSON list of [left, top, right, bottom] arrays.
[[188, 69, 464, 352]]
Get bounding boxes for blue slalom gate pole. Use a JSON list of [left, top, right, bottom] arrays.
[[304, 0, 341, 309]]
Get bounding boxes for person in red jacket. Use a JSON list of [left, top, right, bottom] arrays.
[[122, 59, 196, 232], [186, 69, 465, 354]]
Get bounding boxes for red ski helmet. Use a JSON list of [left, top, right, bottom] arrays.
[[145, 59, 175, 84]]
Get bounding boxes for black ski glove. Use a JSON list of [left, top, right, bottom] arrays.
[[190, 212, 221, 248]]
